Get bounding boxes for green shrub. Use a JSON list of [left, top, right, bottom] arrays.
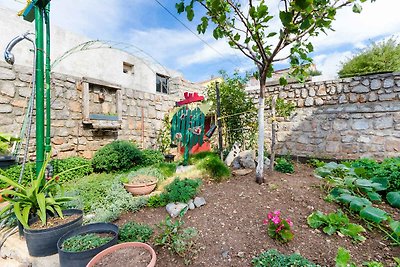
[[188, 151, 216, 164], [1, 162, 35, 188], [62, 233, 112, 252], [119, 222, 153, 243], [148, 178, 202, 207], [338, 38, 400, 77], [92, 140, 143, 172], [275, 158, 294, 174], [163, 178, 202, 203], [348, 158, 380, 179], [154, 162, 177, 177], [196, 153, 230, 182], [252, 249, 319, 267], [64, 173, 115, 212], [52, 157, 93, 183], [140, 149, 164, 166], [64, 173, 148, 222], [147, 194, 168, 208], [373, 157, 400, 191]]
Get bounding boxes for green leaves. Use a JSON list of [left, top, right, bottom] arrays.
[[279, 11, 293, 27], [335, 247, 356, 267], [386, 191, 400, 208], [352, 3, 362, 13], [359, 206, 388, 224], [307, 210, 365, 242]]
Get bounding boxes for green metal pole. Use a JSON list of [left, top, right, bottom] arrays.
[[35, 5, 45, 175], [44, 3, 51, 153]]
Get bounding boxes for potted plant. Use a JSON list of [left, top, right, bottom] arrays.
[[0, 153, 84, 256], [121, 174, 157, 196], [0, 133, 19, 169], [87, 242, 156, 267], [57, 223, 119, 267]]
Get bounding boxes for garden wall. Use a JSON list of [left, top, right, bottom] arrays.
[[247, 72, 400, 160], [0, 61, 204, 159]]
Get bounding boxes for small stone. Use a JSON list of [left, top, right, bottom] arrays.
[[232, 169, 252, 176], [222, 251, 230, 259], [187, 199, 195, 210], [370, 79, 381, 90], [351, 84, 369, 93], [166, 203, 188, 217], [383, 78, 394, 88], [231, 157, 241, 169], [194, 197, 206, 208], [237, 252, 245, 258], [239, 150, 256, 169]]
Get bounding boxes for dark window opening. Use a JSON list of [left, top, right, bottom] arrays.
[[156, 73, 169, 94], [123, 62, 134, 75]]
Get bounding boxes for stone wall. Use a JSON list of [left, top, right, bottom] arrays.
[[247, 72, 400, 160], [0, 61, 204, 159]]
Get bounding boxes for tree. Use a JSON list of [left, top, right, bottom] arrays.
[[338, 38, 400, 77], [206, 71, 257, 151], [176, 0, 375, 184]]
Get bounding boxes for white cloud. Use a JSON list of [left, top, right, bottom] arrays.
[[313, 51, 353, 79]]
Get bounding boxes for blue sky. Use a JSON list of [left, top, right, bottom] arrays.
[[1, 0, 400, 82]]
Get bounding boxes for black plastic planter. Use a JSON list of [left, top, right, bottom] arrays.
[[57, 223, 119, 267], [0, 155, 16, 169], [23, 209, 83, 257]]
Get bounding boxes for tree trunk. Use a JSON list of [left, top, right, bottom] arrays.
[[269, 95, 277, 172], [255, 81, 266, 184]]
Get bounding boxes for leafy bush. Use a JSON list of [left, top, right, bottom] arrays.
[[307, 210, 366, 242], [154, 162, 177, 177], [1, 162, 35, 188], [140, 149, 164, 166], [188, 151, 215, 165], [147, 178, 202, 208], [338, 38, 400, 77], [92, 140, 143, 172], [274, 158, 294, 174], [64, 173, 115, 212], [373, 157, 400, 192], [196, 153, 230, 182], [62, 233, 112, 252], [119, 222, 153, 243], [155, 215, 197, 264], [252, 249, 319, 267], [163, 178, 202, 203], [52, 157, 93, 183], [264, 210, 294, 243]]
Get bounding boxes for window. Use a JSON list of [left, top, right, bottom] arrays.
[[156, 73, 169, 94], [123, 62, 134, 75]]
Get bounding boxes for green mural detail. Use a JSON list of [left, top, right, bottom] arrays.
[[171, 106, 205, 165]]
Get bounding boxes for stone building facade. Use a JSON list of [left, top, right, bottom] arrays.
[[0, 61, 204, 159], [247, 72, 400, 160]]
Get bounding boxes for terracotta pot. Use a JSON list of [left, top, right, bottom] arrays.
[[0, 186, 14, 203], [123, 181, 157, 196], [86, 242, 156, 267]]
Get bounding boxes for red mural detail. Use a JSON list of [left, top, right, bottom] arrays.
[[176, 92, 204, 106]]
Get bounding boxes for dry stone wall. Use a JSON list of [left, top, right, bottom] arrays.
[[247, 72, 400, 160], [0, 61, 204, 159]]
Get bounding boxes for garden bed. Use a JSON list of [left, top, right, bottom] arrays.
[[115, 163, 399, 266]]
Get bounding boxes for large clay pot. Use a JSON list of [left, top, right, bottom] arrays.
[[123, 181, 157, 196], [86, 242, 156, 267]]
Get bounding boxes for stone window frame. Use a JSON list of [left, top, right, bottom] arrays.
[[81, 77, 122, 129], [156, 73, 169, 94]]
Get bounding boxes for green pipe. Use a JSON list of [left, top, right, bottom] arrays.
[[35, 5, 45, 175], [44, 3, 51, 153]]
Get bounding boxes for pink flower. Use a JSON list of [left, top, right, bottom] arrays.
[[263, 219, 268, 225], [275, 224, 284, 233], [267, 212, 273, 220], [271, 216, 281, 225], [286, 218, 293, 227], [273, 210, 281, 216]]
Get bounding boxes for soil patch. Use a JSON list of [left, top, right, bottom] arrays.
[[94, 247, 152, 267], [30, 214, 80, 230], [115, 163, 400, 266]]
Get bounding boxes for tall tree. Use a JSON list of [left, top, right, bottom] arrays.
[[176, 0, 375, 184]]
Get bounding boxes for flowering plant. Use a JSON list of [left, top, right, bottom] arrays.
[[263, 210, 294, 243]]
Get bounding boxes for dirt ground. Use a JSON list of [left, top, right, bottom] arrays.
[[115, 164, 400, 267]]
